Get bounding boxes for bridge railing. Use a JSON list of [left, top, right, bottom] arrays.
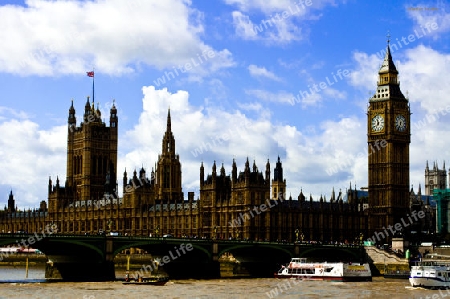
[[0, 234, 364, 248]]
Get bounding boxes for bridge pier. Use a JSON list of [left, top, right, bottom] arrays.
[[45, 260, 61, 279], [210, 242, 220, 277]]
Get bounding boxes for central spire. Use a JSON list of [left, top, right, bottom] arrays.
[[166, 108, 171, 133], [156, 107, 182, 202], [162, 108, 175, 155]]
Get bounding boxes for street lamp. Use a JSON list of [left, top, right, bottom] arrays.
[[234, 228, 241, 240], [213, 226, 218, 240], [107, 219, 112, 233]]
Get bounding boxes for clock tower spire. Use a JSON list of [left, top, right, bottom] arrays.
[[367, 39, 410, 242]]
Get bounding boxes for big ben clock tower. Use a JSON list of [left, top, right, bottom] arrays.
[[367, 40, 411, 240]]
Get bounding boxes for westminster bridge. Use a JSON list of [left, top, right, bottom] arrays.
[[0, 234, 365, 281]]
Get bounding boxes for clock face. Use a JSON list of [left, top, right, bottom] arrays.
[[395, 115, 406, 132], [371, 114, 384, 132]]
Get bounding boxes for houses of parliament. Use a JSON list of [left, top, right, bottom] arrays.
[[0, 42, 435, 244]]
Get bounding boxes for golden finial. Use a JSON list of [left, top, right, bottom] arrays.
[[386, 31, 391, 45]]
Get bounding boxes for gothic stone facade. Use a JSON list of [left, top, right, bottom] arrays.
[[199, 157, 368, 242], [425, 161, 448, 196], [0, 101, 368, 242]]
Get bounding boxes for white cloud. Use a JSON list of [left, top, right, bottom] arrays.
[[225, 0, 328, 14], [348, 51, 379, 91], [0, 106, 31, 121], [227, 0, 338, 43], [231, 10, 305, 43], [291, 89, 323, 108], [323, 87, 346, 99], [245, 89, 294, 105], [399, 46, 450, 113], [248, 64, 282, 81], [236, 101, 265, 113], [0, 111, 66, 208], [289, 68, 350, 109], [406, 3, 450, 37], [311, 61, 325, 69], [231, 11, 258, 40], [0, 0, 234, 76]]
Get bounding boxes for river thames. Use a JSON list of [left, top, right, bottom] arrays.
[[0, 265, 446, 299]]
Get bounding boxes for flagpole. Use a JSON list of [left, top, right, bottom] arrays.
[[92, 69, 95, 104], [86, 70, 95, 103]]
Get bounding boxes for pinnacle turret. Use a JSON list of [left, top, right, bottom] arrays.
[[162, 108, 175, 155]]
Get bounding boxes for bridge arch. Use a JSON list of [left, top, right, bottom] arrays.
[[111, 238, 218, 279], [0, 235, 104, 260]]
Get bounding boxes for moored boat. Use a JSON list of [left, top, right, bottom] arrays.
[[122, 275, 169, 286], [409, 261, 450, 289], [274, 258, 372, 281]]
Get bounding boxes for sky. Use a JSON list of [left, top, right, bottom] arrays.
[[0, 0, 449, 210]]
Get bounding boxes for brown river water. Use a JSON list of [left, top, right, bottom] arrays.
[[0, 265, 446, 299]]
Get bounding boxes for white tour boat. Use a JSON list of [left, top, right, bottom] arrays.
[[274, 258, 372, 281], [409, 261, 450, 289]]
